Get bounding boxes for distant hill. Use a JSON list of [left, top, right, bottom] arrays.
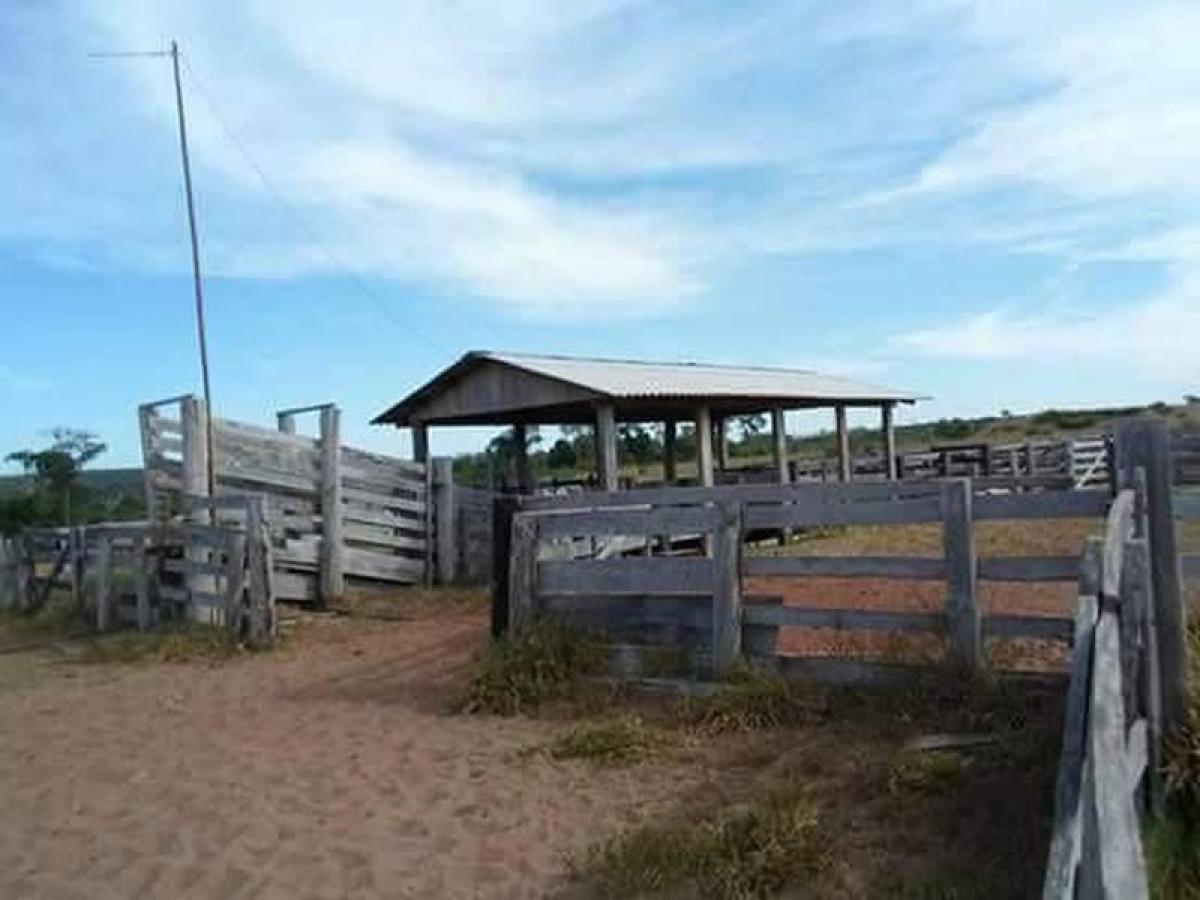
[[0, 467, 144, 499]]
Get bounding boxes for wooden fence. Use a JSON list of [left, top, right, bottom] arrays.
[[500, 478, 1111, 682], [0, 496, 276, 645], [140, 395, 429, 603], [1042, 487, 1157, 898]]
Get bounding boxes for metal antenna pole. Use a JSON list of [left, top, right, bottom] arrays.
[[169, 40, 217, 524]]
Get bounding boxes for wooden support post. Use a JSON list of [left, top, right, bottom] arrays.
[[711, 501, 743, 677], [137, 404, 160, 523], [882, 402, 898, 480], [411, 422, 429, 464], [223, 531, 247, 637], [95, 535, 113, 632], [715, 416, 730, 472], [507, 513, 539, 633], [663, 421, 678, 485], [1113, 419, 1187, 731], [771, 407, 789, 484], [513, 422, 535, 495], [941, 479, 980, 670], [318, 405, 344, 605], [1025, 441, 1039, 477], [491, 495, 520, 638], [276, 412, 297, 434], [433, 457, 457, 585], [69, 527, 84, 606], [246, 497, 275, 646], [0, 538, 12, 611], [835, 405, 851, 482], [180, 395, 212, 613], [133, 533, 151, 630], [595, 402, 619, 492], [695, 405, 715, 488]]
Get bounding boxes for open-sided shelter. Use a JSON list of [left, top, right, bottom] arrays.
[[371, 351, 925, 491]]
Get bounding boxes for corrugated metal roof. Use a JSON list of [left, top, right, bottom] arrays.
[[483, 351, 923, 403]]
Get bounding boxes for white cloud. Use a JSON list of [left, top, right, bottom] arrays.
[[894, 265, 1200, 382]]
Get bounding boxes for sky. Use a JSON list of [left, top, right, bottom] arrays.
[[2, 0, 1198, 471]]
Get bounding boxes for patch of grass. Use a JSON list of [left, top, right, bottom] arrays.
[[458, 617, 608, 716], [1147, 622, 1200, 899], [549, 714, 668, 765], [886, 750, 971, 797], [0, 592, 93, 644], [639, 644, 693, 678], [682, 665, 828, 733], [79, 624, 243, 665], [578, 782, 833, 899]]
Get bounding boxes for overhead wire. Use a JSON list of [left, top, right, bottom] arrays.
[[179, 53, 446, 352]]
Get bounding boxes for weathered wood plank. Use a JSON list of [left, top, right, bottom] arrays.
[[984, 614, 1074, 642], [342, 548, 424, 582], [319, 405, 344, 603], [508, 514, 539, 632], [538, 557, 716, 596], [742, 603, 943, 633], [977, 556, 1080, 582], [1040, 541, 1100, 900], [753, 654, 931, 687], [1087, 609, 1148, 899], [711, 501, 742, 675], [1173, 490, 1200, 521], [973, 490, 1111, 522], [535, 504, 719, 539], [342, 486, 426, 514], [744, 495, 944, 529], [742, 555, 945, 580], [942, 479, 981, 670]]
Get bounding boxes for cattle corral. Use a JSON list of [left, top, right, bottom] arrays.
[[1, 393, 1198, 896]]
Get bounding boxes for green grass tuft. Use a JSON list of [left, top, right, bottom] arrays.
[[683, 665, 827, 732], [886, 751, 971, 797], [458, 617, 608, 716], [79, 624, 244, 665], [549, 714, 667, 765], [578, 782, 832, 899]]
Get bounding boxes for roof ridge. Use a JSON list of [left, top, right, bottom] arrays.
[[477, 349, 831, 377]]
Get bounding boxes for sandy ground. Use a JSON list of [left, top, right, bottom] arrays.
[[0, 610, 716, 900]]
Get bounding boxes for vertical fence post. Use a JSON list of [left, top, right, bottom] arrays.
[[941, 479, 981, 671], [318, 405, 344, 606], [433, 458, 457, 585], [711, 501, 744, 678], [0, 538, 12, 610], [133, 533, 150, 631], [245, 496, 275, 646], [137, 404, 160, 524], [94, 535, 113, 631], [1113, 419, 1187, 731], [507, 513, 539, 634], [180, 396, 212, 612], [223, 531, 248, 637], [491, 496, 519, 638]]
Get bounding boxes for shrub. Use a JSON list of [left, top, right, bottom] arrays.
[[458, 617, 608, 716], [80, 624, 243, 664], [549, 714, 666, 765], [579, 783, 832, 899], [683, 665, 827, 733], [886, 751, 970, 797]]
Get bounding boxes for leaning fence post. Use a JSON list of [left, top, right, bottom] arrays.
[[941, 479, 981, 671], [507, 513, 539, 634], [711, 501, 744, 678], [318, 404, 344, 606], [133, 533, 151, 631], [433, 457, 457, 586], [1113, 418, 1187, 731]]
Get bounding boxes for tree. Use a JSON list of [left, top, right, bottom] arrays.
[[546, 438, 577, 470], [6, 428, 106, 525]]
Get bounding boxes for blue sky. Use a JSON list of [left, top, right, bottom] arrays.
[[2, 0, 1198, 470]]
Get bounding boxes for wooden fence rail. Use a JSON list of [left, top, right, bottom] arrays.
[[0, 499, 276, 647], [501, 475, 1111, 684]]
